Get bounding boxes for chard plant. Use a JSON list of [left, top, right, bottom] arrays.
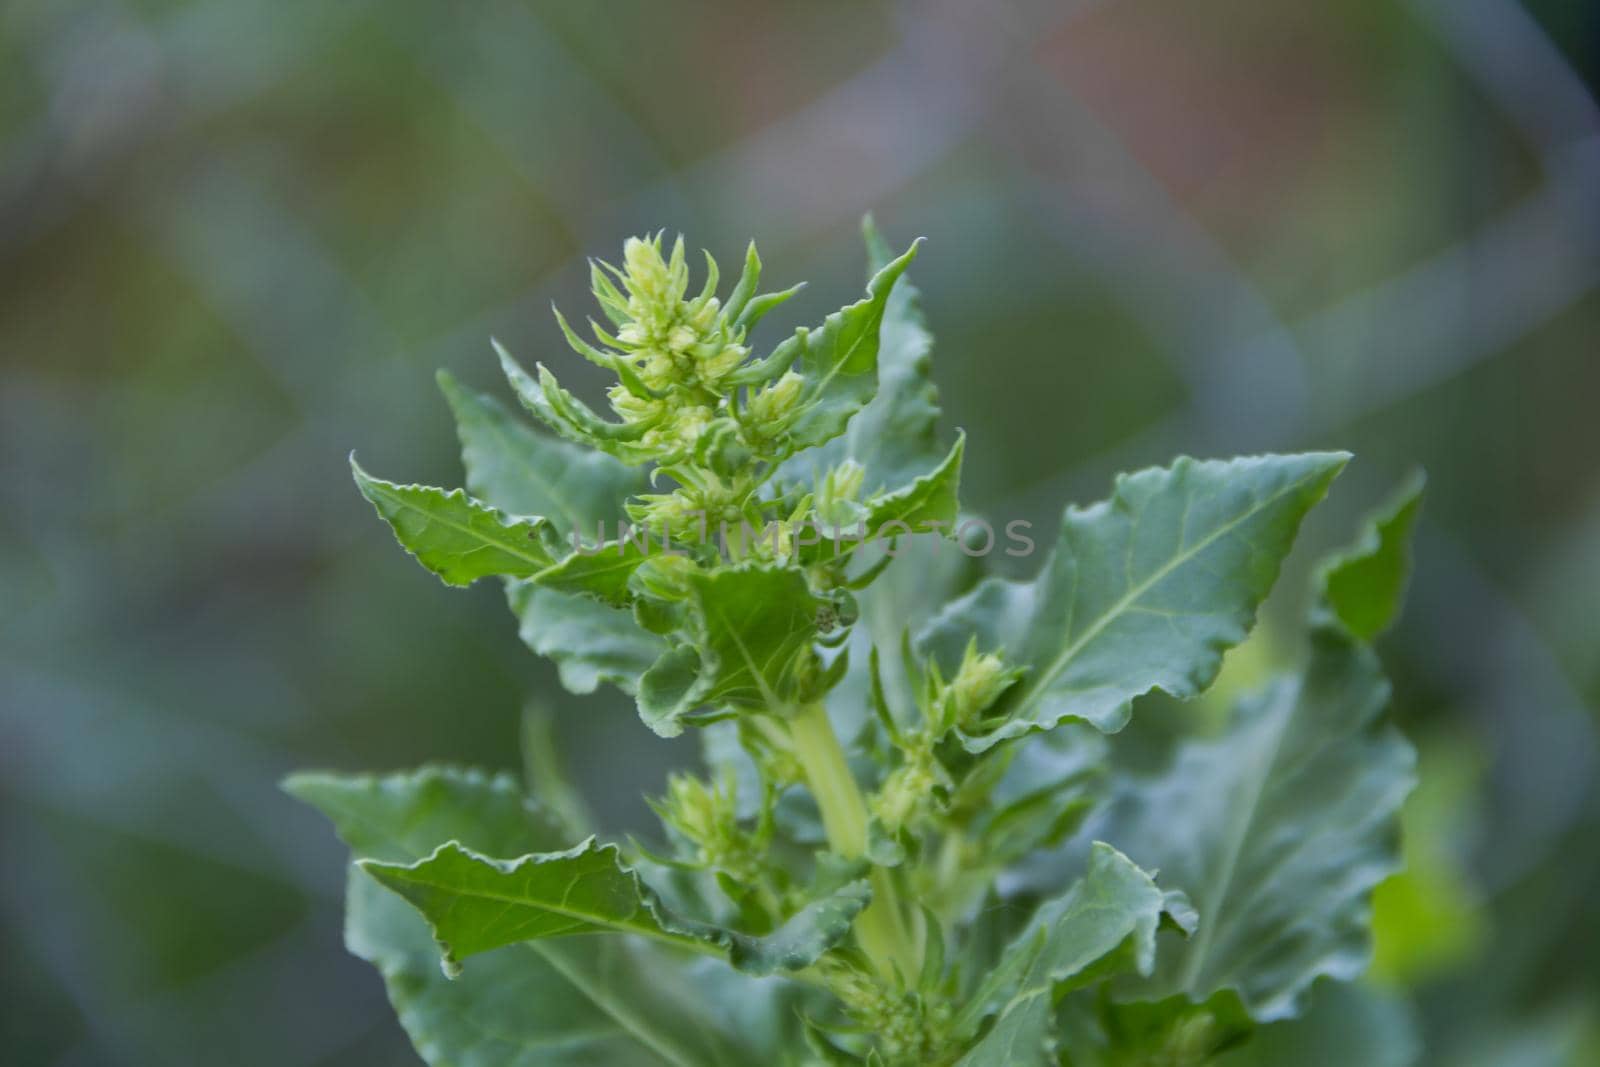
[[287, 221, 1421, 1066]]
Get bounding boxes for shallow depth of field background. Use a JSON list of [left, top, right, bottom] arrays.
[[2, 2, 1597, 1064]]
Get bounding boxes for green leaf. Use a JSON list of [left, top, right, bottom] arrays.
[[533, 538, 653, 606], [286, 768, 759, 1067], [1213, 980, 1418, 1067], [360, 838, 719, 969], [637, 644, 707, 734], [918, 452, 1349, 751], [801, 433, 965, 566], [780, 241, 920, 451], [728, 879, 872, 976], [638, 563, 823, 735], [352, 458, 556, 586], [283, 765, 567, 861], [1084, 627, 1415, 1021], [437, 369, 665, 695], [852, 217, 946, 485], [782, 218, 947, 495], [863, 431, 964, 532], [1056, 990, 1254, 1067], [438, 369, 644, 537], [362, 836, 867, 979], [507, 580, 667, 695], [1316, 470, 1425, 641], [966, 730, 1106, 878], [722, 241, 806, 340], [358, 875, 745, 1067], [954, 843, 1173, 1066]]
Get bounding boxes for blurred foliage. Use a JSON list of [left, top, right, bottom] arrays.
[[1, 1, 1596, 1065], [1370, 733, 1489, 987]]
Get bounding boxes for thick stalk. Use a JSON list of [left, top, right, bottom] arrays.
[[788, 701, 919, 981]]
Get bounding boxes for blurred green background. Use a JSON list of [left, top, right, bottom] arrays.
[[2, 1, 1596, 1064]]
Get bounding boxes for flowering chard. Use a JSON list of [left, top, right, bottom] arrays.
[[289, 220, 1419, 1066]]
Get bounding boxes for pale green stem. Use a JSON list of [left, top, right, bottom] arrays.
[[788, 701, 919, 981], [935, 830, 963, 901]]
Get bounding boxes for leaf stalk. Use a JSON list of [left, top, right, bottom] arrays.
[[789, 701, 919, 981]]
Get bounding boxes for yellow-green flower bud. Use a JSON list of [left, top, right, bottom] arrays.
[[697, 335, 748, 382], [608, 385, 665, 425], [933, 640, 1025, 733], [636, 350, 678, 392], [652, 772, 754, 877], [745, 370, 805, 432], [823, 963, 946, 1062], [631, 554, 697, 600], [621, 235, 685, 318], [689, 297, 720, 333], [872, 757, 940, 835], [626, 472, 748, 542], [815, 459, 868, 527], [667, 404, 714, 448], [554, 235, 774, 463], [627, 490, 705, 542]]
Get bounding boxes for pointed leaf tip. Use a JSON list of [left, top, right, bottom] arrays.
[[1317, 469, 1425, 641], [352, 465, 556, 587], [918, 451, 1349, 750]]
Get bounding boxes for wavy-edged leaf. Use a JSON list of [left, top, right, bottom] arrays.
[[361, 838, 719, 970], [284, 765, 566, 861], [1083, 627, 1415, 1021], [729, 879, 871, 976], [1020, 490, 1425, 1023], [357, 874, 743, 1067], [918, 452, 1349, 751], [955, 844, 1175, 1066], [533, 538, 653, 606], [508, 580, 666, 695], [362, 837, 867, 979], [285, 768, 756, 1067], [638, 563, 823, 735], [437, 369, 644, 537], [780, 241, 920, 451], [352, 458, 556, 586], [439, 369, 663, 693]]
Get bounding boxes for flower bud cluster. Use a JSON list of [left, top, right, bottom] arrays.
[[927, 637, 1026, 735], [871, 749, 945, 835], [651, 771, 760, 882], [870, 641, 1023, 836], [741, 370, 806, 446], [565, 234, 760, 457], [626, 469, 754, 541], [825, 965, 952, 1065]]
